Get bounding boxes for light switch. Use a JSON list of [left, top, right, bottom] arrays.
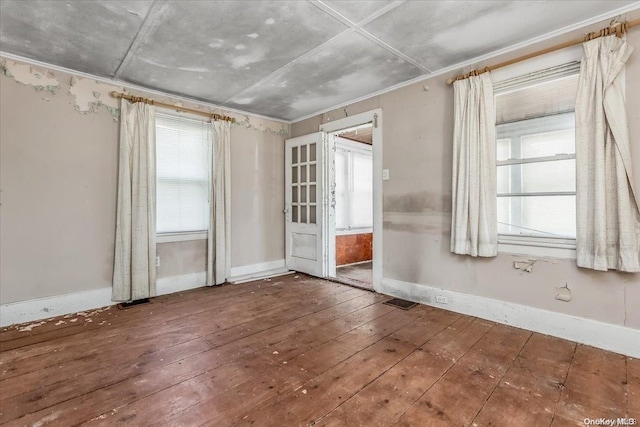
[[382, 169, 390, 180]]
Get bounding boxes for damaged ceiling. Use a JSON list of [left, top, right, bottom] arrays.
[[0, 0, 637, 121]]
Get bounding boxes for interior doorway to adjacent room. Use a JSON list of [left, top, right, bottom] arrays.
[[330, 124, 374, 290]]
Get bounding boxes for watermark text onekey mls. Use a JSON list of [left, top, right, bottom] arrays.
[[583, 418, 637, 426]]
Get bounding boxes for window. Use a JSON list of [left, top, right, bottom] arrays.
[[494, 65, 579, 256], [335, 137, 373, 232], [155, 113, 211, 235]]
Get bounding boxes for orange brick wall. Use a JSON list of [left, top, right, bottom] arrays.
[[336, 233, 373, 266]]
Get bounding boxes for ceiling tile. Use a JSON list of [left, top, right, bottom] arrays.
[[119, 0, 348, 104], [0, 0, 153, 76], [364, 0, 636, 70], [225, 31, 423, 120], [322, 0, 394, 23]]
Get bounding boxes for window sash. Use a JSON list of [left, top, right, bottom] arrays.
[[155, 113, 211, 235], [335, 139, 372, 232]]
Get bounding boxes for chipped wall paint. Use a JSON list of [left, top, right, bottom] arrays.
[[234, 114, 288, 136], [1, 56, 288, 135], [69, 76, 121, 121], [1, 59, 121, 120], [0, 59, 60, 93]]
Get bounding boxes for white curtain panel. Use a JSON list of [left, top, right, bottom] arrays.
[[576, 35, 640, 272], [112, 100, 157, 301], [451, 73, 498, 257], [207, 120, 231, 285]]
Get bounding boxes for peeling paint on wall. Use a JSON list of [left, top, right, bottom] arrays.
[[555, 283, 572, 302], [1, 56, 289, 136], [0, 59, 60, 94], [69, 76, 121, 121], [234, 114, 288, 136], [513, 260, 536, 272]]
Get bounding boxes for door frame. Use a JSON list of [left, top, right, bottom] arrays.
[[319, 109, 383, 292]]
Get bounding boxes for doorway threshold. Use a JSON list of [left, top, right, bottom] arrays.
[[327, 276, 375, 292]]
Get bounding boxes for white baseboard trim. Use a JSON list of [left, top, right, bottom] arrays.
[[0, 272, 210, 328], [380, 277, 640, 358], [0, 287, 113, 327], [156, 271, 206, 295], [228, 259, 291, 284]]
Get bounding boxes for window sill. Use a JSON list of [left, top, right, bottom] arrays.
[[498, 235, 576, 260], [157, 231, 208, 244]]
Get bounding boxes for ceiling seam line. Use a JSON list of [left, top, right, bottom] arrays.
[[311, 0, 428, 72], [352, 0, 408, 28], [113, 0, 168, 80], [355, 29, 431, 73]]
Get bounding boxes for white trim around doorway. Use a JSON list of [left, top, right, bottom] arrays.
[[320, 109, 383, 292]]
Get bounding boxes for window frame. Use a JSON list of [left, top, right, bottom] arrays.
[[155, 111, 212, 243], [494, 72, 579, 260]]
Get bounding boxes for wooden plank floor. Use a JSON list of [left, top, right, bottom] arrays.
[[0, 275, 636, 426]]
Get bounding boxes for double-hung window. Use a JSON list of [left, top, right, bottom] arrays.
[[155, 113, 211, 240], [494, 64, 580, 257], [334, 137, 373, 233]]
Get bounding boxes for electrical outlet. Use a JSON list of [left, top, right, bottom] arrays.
[[382, 169, 390, 180], [156, 256, 160, 267], [435, 295, 448, 304]]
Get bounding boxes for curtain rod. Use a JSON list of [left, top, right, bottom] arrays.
[[447, 18, 640, 85], [110, 91, 236, 123]]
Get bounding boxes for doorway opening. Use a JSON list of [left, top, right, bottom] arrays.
[[284, 109, 382, 290], [330, 124, 373, 290]]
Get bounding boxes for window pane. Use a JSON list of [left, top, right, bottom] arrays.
[[309, 143, 316, 161], [292, 166, 298, 184], [498, 195, 576, 238], [156, 114, 210, 233], [496, 138, 511, 162], [498, 160, 576, 194], [521, 129, 575, 158], [300, 145, 307, 162], [350, 152, 373, 228], [309, 205, 316, 224], [521, 159, 575, 193], [292, 205, 298, 223], [300, 184, 307, 203], [292, 146, 298, 164], [300, 205, 307, 223], [309, 164, 316, 183], [309, 185, 316, 204]]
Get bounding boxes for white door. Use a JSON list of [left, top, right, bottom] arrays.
[[285, 132, 327, 277]]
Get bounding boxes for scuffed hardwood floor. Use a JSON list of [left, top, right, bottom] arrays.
[[0, 274, 637, 426]]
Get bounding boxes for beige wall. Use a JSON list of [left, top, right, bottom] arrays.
[[292, 22, 640, 329], [230, 125, 285, 268], [0, 59, 287, 304]]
